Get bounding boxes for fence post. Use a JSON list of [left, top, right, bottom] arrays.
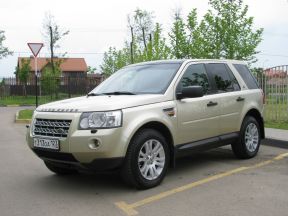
[[68, 76, 71, 98]]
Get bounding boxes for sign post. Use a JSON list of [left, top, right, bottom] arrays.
[[27, 43, 43, 107]]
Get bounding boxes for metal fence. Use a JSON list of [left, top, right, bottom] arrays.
[[0, 76, 103, 106], [255, 65, 288, 122]]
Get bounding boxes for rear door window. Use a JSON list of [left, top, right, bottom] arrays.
[[205, 63, 240, 92], [233, 64, 259, 89]]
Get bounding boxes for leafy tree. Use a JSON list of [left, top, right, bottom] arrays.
[[144, 23, 171, 61], [42, 13, 69, 74], [101, 10, 170, 76], [169, 10, 189, 58], [41, 61, 62, 99], [101, 2, 263, 76], [191, 0, 263, 63], [0, 30, 12, 59], [100, 47, 130, 77], [87, 66, 97, 74], [16, 58, 31, 97]]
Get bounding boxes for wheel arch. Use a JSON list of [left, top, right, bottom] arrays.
[[129, 121, 175, 168], [243, 109, 265, 139]]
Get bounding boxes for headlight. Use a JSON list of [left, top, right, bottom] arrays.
[[79, 110, 122, 129]]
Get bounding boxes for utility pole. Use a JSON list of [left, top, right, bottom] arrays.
[[49, 26, 55, 74], [130, 26, 134, 64]]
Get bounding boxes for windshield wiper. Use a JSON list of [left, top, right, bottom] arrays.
[[87, 92, 103, 97], [101, 91, 136, 95]]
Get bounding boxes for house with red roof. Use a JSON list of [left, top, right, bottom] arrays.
[[17, 57, 88, 77]]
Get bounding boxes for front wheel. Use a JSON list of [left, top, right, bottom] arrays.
[[232, 116, 261, 159], [121, 129, 170, 189]]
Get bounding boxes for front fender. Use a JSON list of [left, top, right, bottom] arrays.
[[121, 102, 177, 154]]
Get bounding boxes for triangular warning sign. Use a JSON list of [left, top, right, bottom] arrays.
[[27, 43, 43, 57]]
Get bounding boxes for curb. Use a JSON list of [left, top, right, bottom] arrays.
[[261, 138, 288, 149], [15, 110, 32, 124]]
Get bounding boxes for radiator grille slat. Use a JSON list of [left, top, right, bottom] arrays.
[[33, 119, 72, 138]]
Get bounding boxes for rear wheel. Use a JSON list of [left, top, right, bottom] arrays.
[[44, 161, 78, 175], [232, 116, 261, 159], [121, 129, 170, 189]]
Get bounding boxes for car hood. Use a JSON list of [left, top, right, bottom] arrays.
[[36, 94, 168, 112]]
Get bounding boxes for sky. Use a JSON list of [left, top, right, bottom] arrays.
[[0, 0, 288, 77]]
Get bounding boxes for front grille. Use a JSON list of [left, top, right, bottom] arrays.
[[33, 118, 72, 138]]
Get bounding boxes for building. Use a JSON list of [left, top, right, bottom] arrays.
[[17, 57, 88, 77]]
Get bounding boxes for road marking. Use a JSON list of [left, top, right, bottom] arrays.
[[115, 152, 288, 216]]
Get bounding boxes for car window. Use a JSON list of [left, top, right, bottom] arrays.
[[233, 64, 259, 89], [92, 63, 181, 94], [205, 63, 240, 92], [177, 64, 210, 94]]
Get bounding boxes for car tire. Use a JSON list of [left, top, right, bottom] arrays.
[[232, 116, 261, 159], [121, 129, 170, 189], [44, 161, 78, 175]]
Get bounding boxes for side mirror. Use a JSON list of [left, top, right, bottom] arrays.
[[176, 86, 204, 100]]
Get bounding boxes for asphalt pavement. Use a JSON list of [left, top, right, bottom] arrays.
[[0, 107, 287, 216]]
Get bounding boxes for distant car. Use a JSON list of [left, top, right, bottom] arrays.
[[26, 59, 265, 189]]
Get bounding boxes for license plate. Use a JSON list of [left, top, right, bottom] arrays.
[[33, 138, 59, 151]]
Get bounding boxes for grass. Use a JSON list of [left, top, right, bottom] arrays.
[[265, 121, 288, 130], [18, 109, 34, 120], [0, 94, 82, 106]]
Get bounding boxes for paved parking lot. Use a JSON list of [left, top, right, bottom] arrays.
[[0, 107, 287, 216]]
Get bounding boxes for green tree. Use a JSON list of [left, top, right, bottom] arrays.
[[101, 2, 263, 76], [100, 47, 130, 77], [144, 23, 171, 61], [87, 66, 97, 74], [16, 58, 31, 97], [169, 10, 189, 58], [101, 9, 170, 76], [0, 30, 12, 59], [190, 0, 263, 62], [41, 62, 62, 99]]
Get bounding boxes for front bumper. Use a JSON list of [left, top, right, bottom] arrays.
[[26, 111, 127, 170], [32, 148, 124, 171]]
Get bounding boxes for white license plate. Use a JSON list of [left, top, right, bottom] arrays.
[[33, 138, 59, 151]]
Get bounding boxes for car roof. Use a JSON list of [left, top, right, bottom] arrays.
[[125, 59, 247, 68]]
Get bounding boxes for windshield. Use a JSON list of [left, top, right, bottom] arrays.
[[91, 63, 181, 95]]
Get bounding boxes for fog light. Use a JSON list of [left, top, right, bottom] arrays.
[[88, 139, 101, 150]]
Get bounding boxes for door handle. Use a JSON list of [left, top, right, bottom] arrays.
[[236, 97, 245, 102], [207, 101, 218, 107]]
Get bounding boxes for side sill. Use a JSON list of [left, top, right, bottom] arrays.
[[175, 132, 239, 158]]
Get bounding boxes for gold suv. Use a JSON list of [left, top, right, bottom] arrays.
[[26, 59, 265, 189]]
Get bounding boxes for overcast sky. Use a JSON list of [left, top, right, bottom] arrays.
[[0, 0, 288, 77]]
